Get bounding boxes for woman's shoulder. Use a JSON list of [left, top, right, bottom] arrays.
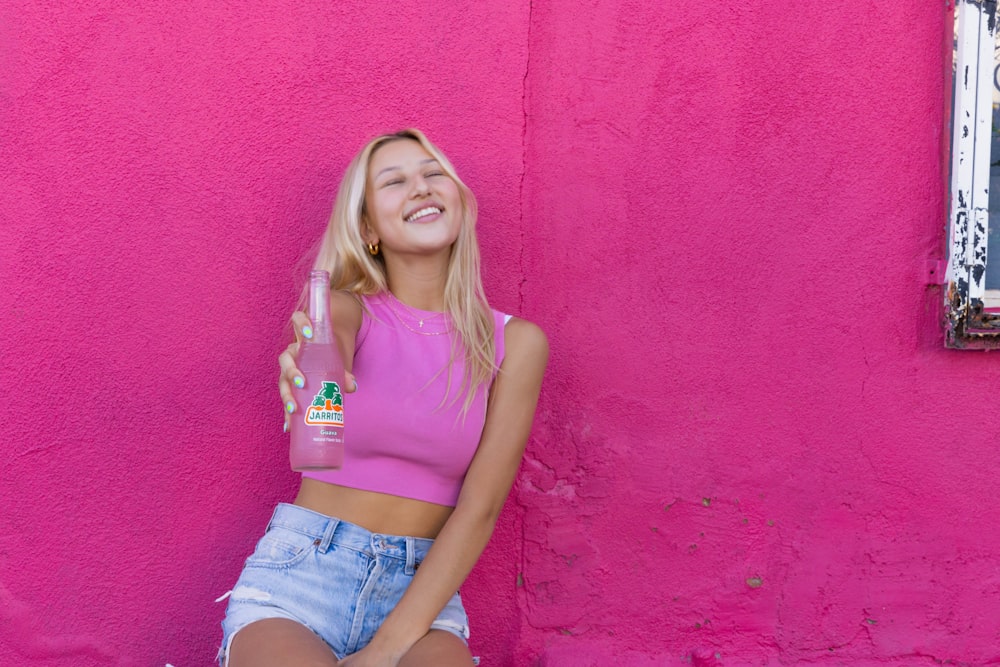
[[500, 316, 549, 366], [330, 289, 364, 334]]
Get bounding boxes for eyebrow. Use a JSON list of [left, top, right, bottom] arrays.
[[374, 159, 439, 180]]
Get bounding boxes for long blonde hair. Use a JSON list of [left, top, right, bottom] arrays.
[[311, 129, 496, 409]]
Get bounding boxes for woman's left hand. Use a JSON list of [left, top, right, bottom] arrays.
[[336, 644, 402, 667]]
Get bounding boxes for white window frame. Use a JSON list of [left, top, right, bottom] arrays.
[[946, 0, 1000, 347]]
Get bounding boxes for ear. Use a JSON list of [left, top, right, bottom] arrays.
[[361, 223, 377, 245]]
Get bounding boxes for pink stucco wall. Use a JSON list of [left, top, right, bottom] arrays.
[[3, 2, 998, 666]]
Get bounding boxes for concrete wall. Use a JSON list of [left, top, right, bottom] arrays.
[[3, 2, 996, 666]]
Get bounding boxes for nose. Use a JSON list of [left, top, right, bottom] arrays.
[[411, 175, 431, 197]]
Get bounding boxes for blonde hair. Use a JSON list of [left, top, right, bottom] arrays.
[[311, 129, 496, 409]]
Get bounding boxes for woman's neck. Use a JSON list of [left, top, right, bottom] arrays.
[[384, 258, 448, 312]]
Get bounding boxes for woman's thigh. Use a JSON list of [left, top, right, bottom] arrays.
[[398, 629, 475, 667], [228, 618, 338, 667]]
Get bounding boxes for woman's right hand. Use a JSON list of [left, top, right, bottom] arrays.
[[279, 310, 356, 433], [279, 311, 312, 433]]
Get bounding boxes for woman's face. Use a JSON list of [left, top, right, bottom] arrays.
[[364, 139, 463, 259]]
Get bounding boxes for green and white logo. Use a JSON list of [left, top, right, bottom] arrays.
[[304, 381, 344, 426]]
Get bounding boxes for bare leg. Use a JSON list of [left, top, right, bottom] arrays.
[[227, 618, 338, 667], [398, 629, 475, 667]]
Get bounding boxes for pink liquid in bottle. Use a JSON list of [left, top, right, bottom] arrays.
[[289, 270, 345, 471]]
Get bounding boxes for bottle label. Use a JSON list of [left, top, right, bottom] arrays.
[[304, 381, 345, 427]]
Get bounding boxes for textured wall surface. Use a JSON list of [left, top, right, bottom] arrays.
[[2, 2, 998, 666]]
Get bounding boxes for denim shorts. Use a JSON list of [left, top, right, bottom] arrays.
[[217, 503, 470, 665]]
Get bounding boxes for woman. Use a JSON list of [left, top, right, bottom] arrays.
[[218, 129, 549, 666]]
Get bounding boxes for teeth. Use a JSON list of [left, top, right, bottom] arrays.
[[405, 207, 441, 222]]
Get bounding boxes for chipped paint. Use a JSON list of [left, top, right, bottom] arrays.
[[987, 0, 999, 33], [946, 0, 1000, 346]]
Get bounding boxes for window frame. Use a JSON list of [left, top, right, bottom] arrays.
[[945, 0, 1000, 348]]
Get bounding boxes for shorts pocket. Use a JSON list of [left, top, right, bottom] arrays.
[[245, 526, 318, 569]]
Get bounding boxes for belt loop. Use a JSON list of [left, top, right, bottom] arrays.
[[405, 537, 416, 575], [317, 517, 340, 554], [265, 504, 282, 532]]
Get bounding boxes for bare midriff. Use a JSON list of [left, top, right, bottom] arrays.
[[293, 477, 454, 539]]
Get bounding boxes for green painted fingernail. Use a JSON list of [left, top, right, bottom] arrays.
[[293, 376, 304, 388], [303, 326, 313, 339], [285, 401, 295, 414]]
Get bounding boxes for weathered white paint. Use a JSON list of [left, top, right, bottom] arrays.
[[948, 1, 996, 303]]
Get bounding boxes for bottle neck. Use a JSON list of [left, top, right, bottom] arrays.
[[308, 272, 334, 344]]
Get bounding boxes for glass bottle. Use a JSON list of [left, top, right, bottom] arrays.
[[289, 270, 345, 470]]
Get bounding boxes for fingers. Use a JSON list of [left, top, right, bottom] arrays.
[[344, 371, 358, 394], [281, 311, 313, 432], [290, 310, 314, 342], [279, 342, 302, 432]]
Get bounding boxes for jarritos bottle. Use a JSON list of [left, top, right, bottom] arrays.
[[289, 270, 346, 471]]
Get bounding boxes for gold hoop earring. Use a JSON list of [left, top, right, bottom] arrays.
[[367, 241, 380, 256]]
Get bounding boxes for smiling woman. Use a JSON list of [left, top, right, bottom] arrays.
[[365, 142, 464, 269], [215, 129, 549, 667]]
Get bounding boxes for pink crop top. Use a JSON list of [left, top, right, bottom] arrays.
[[302, 292, 508, 506]]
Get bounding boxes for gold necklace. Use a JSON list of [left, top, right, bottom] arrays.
[[385, 293, 451, 336]]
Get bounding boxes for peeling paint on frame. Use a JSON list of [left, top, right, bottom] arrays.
[[945, 0, 1000, 347]]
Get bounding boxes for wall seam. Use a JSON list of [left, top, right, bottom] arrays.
[[517, 0, 533, 315], [515, 0, 533, 661]]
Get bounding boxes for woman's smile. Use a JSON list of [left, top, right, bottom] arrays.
[[404, 202, 445, 223]]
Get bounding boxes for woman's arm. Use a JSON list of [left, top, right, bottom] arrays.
[[353, 317, 549, 664]]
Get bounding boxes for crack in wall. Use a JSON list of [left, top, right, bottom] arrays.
[[515, 0, 534, 633], [517, 0, 533, 315]]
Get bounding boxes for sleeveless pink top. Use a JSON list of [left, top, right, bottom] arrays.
[[302, 292, 508, 507]]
